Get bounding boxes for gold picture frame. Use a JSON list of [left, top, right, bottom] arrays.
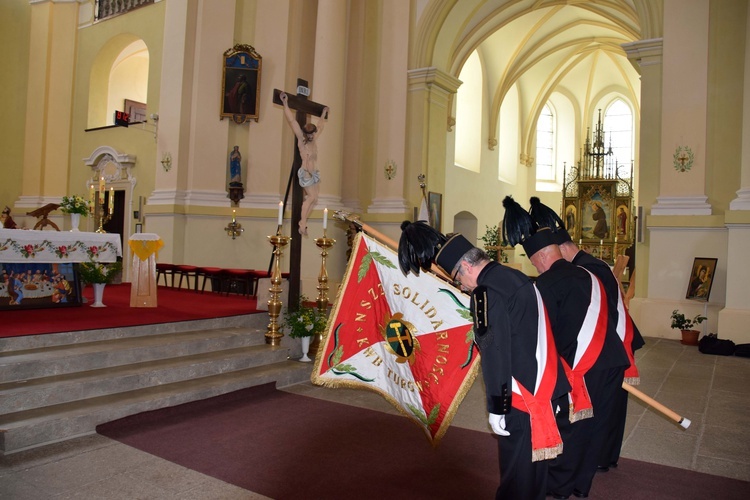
[[220, 44, 262, 124], [686, 257, 717, 302]]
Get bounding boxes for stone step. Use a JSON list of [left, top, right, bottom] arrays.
[[0, 360, 313, 454], [0, 313, 267, 353], [0, 343, 289, 413], [0, 327, 265, 383]]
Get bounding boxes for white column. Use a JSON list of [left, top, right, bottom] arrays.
[[368, 0, 410, 214], [652, 0, 711, 215], [312, 0, 347, 210]]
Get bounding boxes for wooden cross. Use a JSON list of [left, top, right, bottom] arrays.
[[272, 78, 329, 307]]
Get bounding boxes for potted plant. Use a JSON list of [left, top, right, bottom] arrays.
[[60, 195, 90, 232], [670, 309, 707, 346], [78, 259, 122, 307], [282, 294, 328, 362]]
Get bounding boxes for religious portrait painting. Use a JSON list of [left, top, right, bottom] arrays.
[[563, 200, 577, 239], [428, 192, 442, 232], [220, 44, 262, 124], [615, 200, 630, 239], [579, 183, 614, 242], [686, 257, 718, 302]]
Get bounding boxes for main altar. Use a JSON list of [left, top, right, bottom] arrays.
[[0, 229, 122, 310], [562, 111, 635, 265]]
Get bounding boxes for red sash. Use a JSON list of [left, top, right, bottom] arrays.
[[615, 285, 640, 385], [511, 285, 563, 461], [562, 269, 607, 423]]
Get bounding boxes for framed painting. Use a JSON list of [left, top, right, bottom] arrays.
[[686, 257, 717, 302], [563, 199, 579, 240], [428, 192, 442, 232], [220, 44, 262, 124], [579, 182, 615, 242], [614, 199, 630, 240], [0, 262, 82, 311]]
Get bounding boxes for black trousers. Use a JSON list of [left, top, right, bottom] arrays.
[[547, 366, 625, 497], [495, 408, 550, 500], [598, 383, 629, 468]]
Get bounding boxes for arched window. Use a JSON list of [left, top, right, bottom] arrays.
[[603, 99, 633, 179], [536, 104, 555, 181], [455, 51, 482, 173]]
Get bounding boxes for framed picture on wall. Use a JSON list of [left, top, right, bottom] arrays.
[[685, 257, 718, 302], [428, 192, 442, 232], [220, 44, 262, 124]]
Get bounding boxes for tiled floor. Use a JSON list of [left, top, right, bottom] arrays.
[[1, 338, 748, 499]]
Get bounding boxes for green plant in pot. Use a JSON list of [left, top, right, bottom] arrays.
[[670, 309, 706, 346], [282, 294, 328, 361], [77, 259, 122, 284], [480, 224, 508, 263]]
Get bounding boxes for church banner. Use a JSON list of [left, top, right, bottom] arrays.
[[312, 232, 479, 445]]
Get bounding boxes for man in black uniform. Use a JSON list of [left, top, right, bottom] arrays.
[[398, 221, 569, 500], [531, 197, 645, 473], [502, 196, 629, 499]]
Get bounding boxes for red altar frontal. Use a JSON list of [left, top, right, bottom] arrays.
[[0, 228, 122, 311]]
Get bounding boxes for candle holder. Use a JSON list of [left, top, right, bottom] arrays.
[[94, 202, 113, 233], [265, 232, 291, 346], [225, 219, 243, 239], [309, 232, 335, 357]]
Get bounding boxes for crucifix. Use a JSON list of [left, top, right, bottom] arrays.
[[272, 78, 329, 308]]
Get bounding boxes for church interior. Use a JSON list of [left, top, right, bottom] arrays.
[[1, 0, 750, 497]]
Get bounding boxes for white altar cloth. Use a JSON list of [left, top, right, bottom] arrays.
[[0, 229, 122, 263]]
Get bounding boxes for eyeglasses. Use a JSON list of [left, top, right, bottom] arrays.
[[451, 266, 462, 287]]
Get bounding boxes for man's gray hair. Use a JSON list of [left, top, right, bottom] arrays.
[[451, 246, 490, 276]]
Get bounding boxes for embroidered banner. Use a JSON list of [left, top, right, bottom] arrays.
[[312, 233, 479, 444]]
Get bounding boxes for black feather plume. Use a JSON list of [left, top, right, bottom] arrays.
[[502, 196, 535, 247], [529, 196, 565, 232], [398, 220, 448, 275]]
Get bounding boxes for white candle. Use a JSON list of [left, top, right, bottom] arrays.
[[232, 209, 236, 223], [600, 239, 603, 246], [323, 208, 328, 229], [578, 239, 582, 246], [278, 201, 283, 226]]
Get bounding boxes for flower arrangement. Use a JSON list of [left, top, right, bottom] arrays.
[[670, 309, 707, 331], [60, 195, 90, 216], [77, 259, 122, 284], [282, 294, 328, 338], [480, 224, 508, 263]]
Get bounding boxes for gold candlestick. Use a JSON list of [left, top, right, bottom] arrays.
[[310, 232, 335, 358], [265, 233, 291, 345], [95, 200, 112, 233]]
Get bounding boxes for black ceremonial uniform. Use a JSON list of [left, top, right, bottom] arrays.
[[534, 258, 630, 498], [571, 251, 645, 471], [471, 261, 569, 500]]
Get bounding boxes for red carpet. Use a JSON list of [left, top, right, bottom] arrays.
[[3, 284, 260, 338], [97, 384, 750, 500]]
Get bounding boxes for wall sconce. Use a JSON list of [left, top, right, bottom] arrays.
[[161, 152, 172, 172], [225, 209, 243, 239]]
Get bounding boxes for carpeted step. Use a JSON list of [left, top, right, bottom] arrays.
[[0, 327, 266, 383], [0, 360, 313, 454], [0, 343, 289, 413]]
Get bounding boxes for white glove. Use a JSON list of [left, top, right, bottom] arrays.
[[489, 413, 510, 436]]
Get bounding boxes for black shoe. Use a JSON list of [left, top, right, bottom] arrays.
[[596, 465, 609, 472], [547, 493, 569, 499], [572, 490, 589, 498]]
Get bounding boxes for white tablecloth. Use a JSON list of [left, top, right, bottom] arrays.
[[0, 229, 122, 263]]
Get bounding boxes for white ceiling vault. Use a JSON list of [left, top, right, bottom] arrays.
[[414, 0, 661, 152]]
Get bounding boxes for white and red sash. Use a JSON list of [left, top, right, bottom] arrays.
[[511, 285, 563, 461], [561, 269, 608, 423], [615, 283, 640, 385]]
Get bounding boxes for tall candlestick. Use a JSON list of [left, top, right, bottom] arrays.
[[277, 201, 283, 226], [323, 207, 328, 229], [108, 187, 114, 215]]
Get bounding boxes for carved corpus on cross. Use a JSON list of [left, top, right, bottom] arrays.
[[273, 78, 329, 309]]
